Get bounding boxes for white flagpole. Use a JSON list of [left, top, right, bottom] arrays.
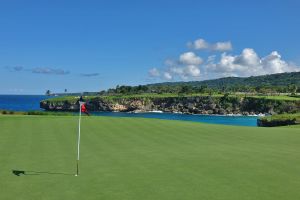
[[76, 102, 83, 176]]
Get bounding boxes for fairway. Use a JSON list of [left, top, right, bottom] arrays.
[[0, 115, 300, 200]]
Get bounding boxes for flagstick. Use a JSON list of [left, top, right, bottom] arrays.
[[75, 102, 83, 176]]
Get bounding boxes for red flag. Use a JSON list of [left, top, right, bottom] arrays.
[[81, 104, 90, 116]]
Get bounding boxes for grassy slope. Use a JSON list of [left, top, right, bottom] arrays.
[[0, 116, 300, 200]]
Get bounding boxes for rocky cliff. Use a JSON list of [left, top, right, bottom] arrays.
[[40, 96, 300, 115]]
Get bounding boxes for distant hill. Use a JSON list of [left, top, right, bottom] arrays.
[[147, 72, 300, 89], [51, 72, 300, 96]]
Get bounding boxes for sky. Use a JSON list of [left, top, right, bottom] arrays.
[[0, 0, 300, 94]]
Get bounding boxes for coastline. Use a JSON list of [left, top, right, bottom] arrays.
[[130, 109, 264, 117], [40, 95, 296, 116]]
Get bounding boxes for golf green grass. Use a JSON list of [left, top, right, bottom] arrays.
[[1, 115, 300, 200]]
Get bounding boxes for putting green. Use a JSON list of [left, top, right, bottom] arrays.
[[0, 115, 299, 200]]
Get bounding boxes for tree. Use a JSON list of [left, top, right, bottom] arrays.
[[45, 90, 51, 96], [99, 90, 106, 95], [179, 85, 192, 94], [64, 89, 67, 93], [197, 85, 207, 93], [288, 84, 298, 95]]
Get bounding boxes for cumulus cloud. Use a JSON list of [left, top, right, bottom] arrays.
[[179, 52, 203, 65], [187, 38, 209, 49], [185, 65, 201, 77], [148, 38, 299, 81], [188, 38, 232, 51], [169, 65, 201, 79], [212, 42, 232, 51], [170, 52, 202, 79], [149, 52, 202, 81], [206, 48, 300, 77], [163, 72, 172, 80], [32, 67, 70, 75], [80, 73, 99, 77]]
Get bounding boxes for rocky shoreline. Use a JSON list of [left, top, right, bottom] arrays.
[[40, 95, 300, 116]]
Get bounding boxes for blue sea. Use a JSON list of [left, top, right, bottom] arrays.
[[0, 95, 51, 111], [0, 95, 258, 126]]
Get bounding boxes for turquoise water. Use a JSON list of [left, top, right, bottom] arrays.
[[0, 95, 258, 126], [91, 112, 258, 127]]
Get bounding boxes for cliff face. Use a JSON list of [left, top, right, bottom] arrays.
[[40, 96, 300, 115]]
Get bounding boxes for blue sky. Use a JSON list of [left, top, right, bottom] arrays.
[[0, 0, 299, 94]]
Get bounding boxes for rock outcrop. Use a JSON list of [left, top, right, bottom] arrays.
[[40, 96, 300, 115]]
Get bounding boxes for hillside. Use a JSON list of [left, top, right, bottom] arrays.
[[147, 72, 300, 89], [50, 72, 300, 96]]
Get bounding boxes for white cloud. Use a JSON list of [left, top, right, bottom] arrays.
[[179, 52, 203, 65], [261, 51, 299, 74], [163, 72, 172, 80], [206, 48, 300, 77], [188, 38, 232, 51], [148, 68, 160, 77], [162, 52, 202, 80], [169, 65, 201, 79], [184, 65, 201, 77], [234, 48, 260, 67], [212, 41, 232, 51], [192, 38, 209, 49], [148, 38, 300, 82], [169, 66, 184, 75]]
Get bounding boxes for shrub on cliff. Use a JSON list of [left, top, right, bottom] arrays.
[[258, 113, 300, 127]]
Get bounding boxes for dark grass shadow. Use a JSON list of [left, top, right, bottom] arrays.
[[12, 169, 74, 176]]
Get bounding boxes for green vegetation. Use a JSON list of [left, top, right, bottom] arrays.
[[249, 95, 300, 101], [258, 113, 300, 127], [105, 93, 299, 101], [50, 72, 300, 97], [46, 72, 300, 102], [146, 71, 300, 94], [45, 93, 300, 103], [41, 93, 300, 115], [1, 115, 300, 199], [0, 110, 73, 116], [263, 113, 300, 121], [42, 72, 300, 115], [44, 95, 98, 103], [95, 72, 300, 96]]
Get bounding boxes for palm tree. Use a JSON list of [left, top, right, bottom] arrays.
[[45, 90, 51, 96]]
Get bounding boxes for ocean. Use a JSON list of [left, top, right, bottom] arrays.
[[0, 95, 51, 111]]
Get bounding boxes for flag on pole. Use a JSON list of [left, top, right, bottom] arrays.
[[76, 100, 88, 176], [81, 103, 90, 116], [76, 102, 83, 176], [75, 96, 91, 176]]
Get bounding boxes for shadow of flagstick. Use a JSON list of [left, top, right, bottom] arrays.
[[12, 169, 74, 176]]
